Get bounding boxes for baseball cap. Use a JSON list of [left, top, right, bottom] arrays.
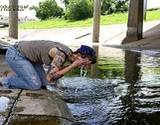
[[76, 45, 96, 56]]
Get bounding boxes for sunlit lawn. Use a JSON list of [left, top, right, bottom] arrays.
[[19, 9, 160, 29]]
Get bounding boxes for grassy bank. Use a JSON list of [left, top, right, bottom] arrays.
[[19, 9, 160, 29]]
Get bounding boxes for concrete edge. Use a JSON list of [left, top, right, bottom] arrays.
[[49, 91, 74, 125]]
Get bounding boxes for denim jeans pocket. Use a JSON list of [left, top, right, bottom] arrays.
[[6, 46, 24, 61], [6, 46, 16, 60]]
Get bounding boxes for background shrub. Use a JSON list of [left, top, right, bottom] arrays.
[[101, 0, 128, 15], [33, 0, 63, 20], [65, 0, 93, 21]]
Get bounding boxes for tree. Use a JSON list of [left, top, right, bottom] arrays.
[[33, 0, 63, 20]]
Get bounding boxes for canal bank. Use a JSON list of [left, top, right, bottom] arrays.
[[0, 87, 73, 125]]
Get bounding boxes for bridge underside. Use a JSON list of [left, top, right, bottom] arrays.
[[122, 23, 160, 49]]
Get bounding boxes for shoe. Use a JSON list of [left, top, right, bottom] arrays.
[[41, 86, 47, 90], [0, 82, 2, 86], [0, 71, 9, 87]]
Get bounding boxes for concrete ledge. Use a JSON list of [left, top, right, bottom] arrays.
[[0, 35, 17, 46], [0, 22, 8, 26], [0, 35, 18, 53], [0, 87, 21, 124], [0, 88, 73, 125], [12, 116, 60, 125]]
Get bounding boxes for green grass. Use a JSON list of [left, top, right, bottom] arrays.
[[19, 18, 94, 29], [146, 9, 160, 21], [19, 9, 160, 29]]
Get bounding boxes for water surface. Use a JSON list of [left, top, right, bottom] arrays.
[[1, 46, 160, 125], [58, 46, 160, 125]]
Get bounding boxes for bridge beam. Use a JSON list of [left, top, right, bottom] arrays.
[[123, 0, 144, 44]]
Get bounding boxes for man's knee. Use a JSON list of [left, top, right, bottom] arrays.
[[30, 83, 41, 90], [28, 76, 42, 90]]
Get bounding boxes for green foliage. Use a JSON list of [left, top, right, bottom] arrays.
[[65, 0, 93, 21], [115, 0, 128, 12], [19, 9, 160, 29], [33, 0, 63, 20], [32, 0, 128, 20], [101, 0, 128, 15]]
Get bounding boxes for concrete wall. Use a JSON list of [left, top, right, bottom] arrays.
[[147, 0, 160, 9]]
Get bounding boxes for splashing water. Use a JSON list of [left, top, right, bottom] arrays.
[[80, 66, 88, 77], [0, 96, 10, 112], [58, 77, 123, 125]]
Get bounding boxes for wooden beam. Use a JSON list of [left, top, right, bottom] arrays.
[[92, 0, 101, 77], [9, 0, 18, 39], [92, 0, 101, 43], [123, 0, 144, 44]]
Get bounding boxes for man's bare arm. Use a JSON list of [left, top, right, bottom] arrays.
[[47, 57, 91, 83], [47, 48, 66, 82]]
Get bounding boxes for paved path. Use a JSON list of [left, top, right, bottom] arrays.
[[0, 20, 160, 48]]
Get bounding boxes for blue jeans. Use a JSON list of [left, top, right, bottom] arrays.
[[2, 46, 47, 90]]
